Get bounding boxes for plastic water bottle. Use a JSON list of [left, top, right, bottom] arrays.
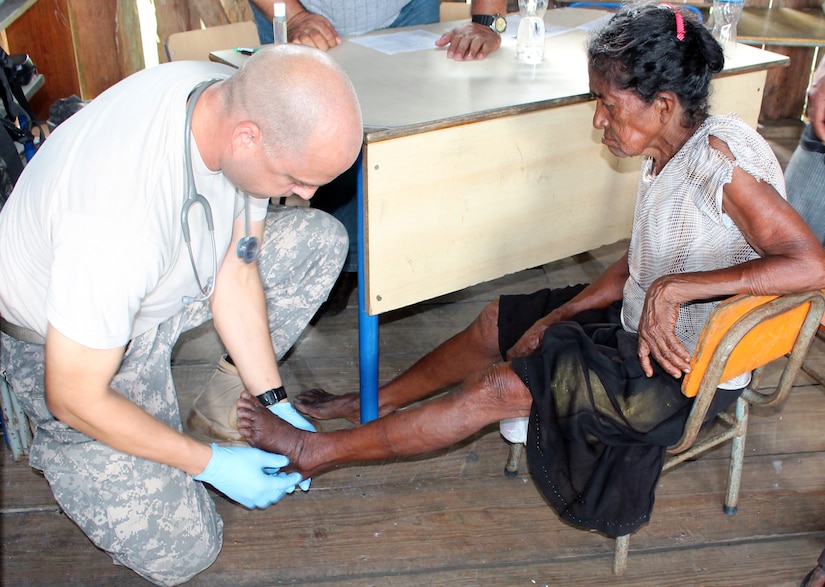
[[273, 2, 288, 44], [711, 0, 744, 58], [517, 0, 548, 64]]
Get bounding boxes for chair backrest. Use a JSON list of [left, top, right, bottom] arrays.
[[165, 21, 260, 62], [682, 291, 825, 398]]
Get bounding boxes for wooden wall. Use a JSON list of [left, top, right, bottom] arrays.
[[3, 0, 252, 119], [154, 0, 252, 63], [5, 0, 144, 120], [750, 0, 823, 120]]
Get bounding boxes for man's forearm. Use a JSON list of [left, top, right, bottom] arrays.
[[59, 389, 213, 475], [211, 258, 284, 397], [471, 0, 509, 15], [43, 328, 213, 476]]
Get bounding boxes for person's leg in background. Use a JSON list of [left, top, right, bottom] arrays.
[[786, 126, 825, 587], [308, 163, 359, 317], [250, 1, 275, 44], [785, 125, 825, 246]]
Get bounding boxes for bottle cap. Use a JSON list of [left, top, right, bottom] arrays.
[[273, 2, 286, 17]]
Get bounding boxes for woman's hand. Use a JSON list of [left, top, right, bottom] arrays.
[[505, 309, 562, 360], [637, 276, 691, 378]]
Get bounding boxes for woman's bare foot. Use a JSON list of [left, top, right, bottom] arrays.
[[236, 392, 325, 478], [293, 388, 361, 424]]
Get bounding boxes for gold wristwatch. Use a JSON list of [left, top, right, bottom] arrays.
[[471, 13, 507, 34]]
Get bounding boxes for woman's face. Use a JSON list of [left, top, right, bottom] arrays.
[[589, 67, 664, 159]]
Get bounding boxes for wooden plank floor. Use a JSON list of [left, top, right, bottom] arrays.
[[4, 132, 825, 586]]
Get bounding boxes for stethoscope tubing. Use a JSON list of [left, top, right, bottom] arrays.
[[180, 79, 258, 305]]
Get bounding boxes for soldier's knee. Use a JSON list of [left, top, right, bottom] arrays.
[[116, 512, 223, 586]]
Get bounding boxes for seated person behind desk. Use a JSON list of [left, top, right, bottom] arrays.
[[786, 58, 825, 246], [235, 4, 825, 537], [248, 0, 509, 315], [786, 57, 825, 587], [249, 0, 508, 60]]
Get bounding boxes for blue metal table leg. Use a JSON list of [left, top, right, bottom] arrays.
[[357, 152, 379, 423]]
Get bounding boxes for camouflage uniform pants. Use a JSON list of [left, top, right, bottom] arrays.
[[0, 205, 347, 586]]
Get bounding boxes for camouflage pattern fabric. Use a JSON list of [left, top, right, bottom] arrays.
[[0, 205, 346, 585]]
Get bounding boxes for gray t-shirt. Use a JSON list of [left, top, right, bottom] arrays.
[[301, 0, 413, 35]]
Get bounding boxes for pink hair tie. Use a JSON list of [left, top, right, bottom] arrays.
[[660, 4, 686, 41], [674, 10, 685, 40]]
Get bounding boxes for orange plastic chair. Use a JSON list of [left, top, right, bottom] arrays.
[[502, 290, 825, 574]]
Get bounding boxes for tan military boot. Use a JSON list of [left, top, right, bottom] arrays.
[[186, 355, 244, 443]]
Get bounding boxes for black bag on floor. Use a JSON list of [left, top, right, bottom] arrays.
[[0, 49, 39, 207]]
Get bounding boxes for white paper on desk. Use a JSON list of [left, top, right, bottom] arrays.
[[350, 30, 442, 55]]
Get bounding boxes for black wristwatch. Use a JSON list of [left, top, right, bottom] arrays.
[[472, 13, 507, 34], [256, 386, 287, 407]]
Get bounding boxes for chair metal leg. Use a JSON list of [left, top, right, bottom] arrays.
[[614, 534, 629, 575], [801, 362, 825, 388], [802, 329, 825, 390], [0, 371, 31, 461], [504, 441, 524, 477], [724, 396, 748, 515]]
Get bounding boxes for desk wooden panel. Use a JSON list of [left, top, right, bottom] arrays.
[[363, 68, 771, 314], [363, 102, 638, 314]]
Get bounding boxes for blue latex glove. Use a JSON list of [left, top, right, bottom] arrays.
[[194, 443, 303, 509], [268, 401, 315, 491]]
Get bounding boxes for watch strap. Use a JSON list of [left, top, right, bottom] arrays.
[[256, 386, 287, 407], [472, 14, 496, 27]]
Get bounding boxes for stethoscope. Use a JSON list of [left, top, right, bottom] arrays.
[[181, 80, 259, 305]]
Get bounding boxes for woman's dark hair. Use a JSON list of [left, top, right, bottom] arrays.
[[587, 3, 725, 126]]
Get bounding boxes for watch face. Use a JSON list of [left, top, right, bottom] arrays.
[[493, 15, 507, 33]]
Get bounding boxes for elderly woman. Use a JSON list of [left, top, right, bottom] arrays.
[[235, 4, 825, 536]]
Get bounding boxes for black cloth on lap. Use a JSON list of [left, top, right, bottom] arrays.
[[499, 286, 740, 536]]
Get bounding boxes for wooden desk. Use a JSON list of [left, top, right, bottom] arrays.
[[212, 8, 788, 422], [729, 7, 825, 48]]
